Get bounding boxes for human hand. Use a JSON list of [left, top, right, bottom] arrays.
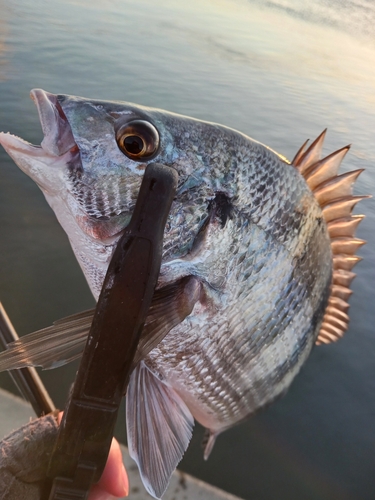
[[88, 438, 129, 500], [56, 412, 128, 500], [0, 412, 128, 500], [84, 432, 128, 500]]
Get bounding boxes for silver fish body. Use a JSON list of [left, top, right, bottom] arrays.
[[1, 90, 361, 498], [147, 154, 331, 431]]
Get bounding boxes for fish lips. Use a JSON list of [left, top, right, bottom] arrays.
[[0, 89, 79, 193], [30, 88, 76, 156]]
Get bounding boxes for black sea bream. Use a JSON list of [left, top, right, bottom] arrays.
[[0, 90, 367, 498]]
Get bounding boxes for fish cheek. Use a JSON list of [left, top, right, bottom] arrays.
[[75, 213, 132, 240]]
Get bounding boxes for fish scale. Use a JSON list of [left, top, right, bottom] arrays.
[[0, 90, 367, 499], [149, 212, 318, 425]]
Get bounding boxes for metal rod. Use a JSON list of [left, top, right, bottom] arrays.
[[0, 302, 56, 416]]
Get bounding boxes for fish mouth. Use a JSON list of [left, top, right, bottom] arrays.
[[0, 89, 79, 191], [30, 88, 77, 156]]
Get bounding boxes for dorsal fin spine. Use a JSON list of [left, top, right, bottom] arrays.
[[313, 169, 363, 205], [330, 237, 366, 255], [327, 215, 364, 238], [324, 306, 349, 323], [291, 138, 309, 166], [295, 129, 327, 174], [322, 314, 348, 331], [293, 131, 368, 344], [332, 270, 356, 288], [333, 254, 362, 271], [328, 296, 350, 312], [303, 146, 350, 189], [322, 195, 368, 223], [331, 284, 353, 302]]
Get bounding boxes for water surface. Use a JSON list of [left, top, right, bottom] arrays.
[[0, 1, 374, 499]]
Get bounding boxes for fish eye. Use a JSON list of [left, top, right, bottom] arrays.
[[116, 120, 159, 160]]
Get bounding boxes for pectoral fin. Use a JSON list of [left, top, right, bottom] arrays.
[[0, 309, 93, 371], [134, 276, 201, 364], [126, 360, 194, 499], [0, 276, 200, 371]]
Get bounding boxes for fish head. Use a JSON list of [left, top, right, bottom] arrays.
[[0, 89, 232, 296]]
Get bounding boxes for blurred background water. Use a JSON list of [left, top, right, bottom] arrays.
[[0, 0, 374, 499]]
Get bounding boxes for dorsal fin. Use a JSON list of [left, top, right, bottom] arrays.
[[291, 138, 309, 166], [293, 131, 369, 345], [293, 129, 326, 175]]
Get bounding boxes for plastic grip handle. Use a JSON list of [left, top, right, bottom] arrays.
[[46, 163, 178, 499]]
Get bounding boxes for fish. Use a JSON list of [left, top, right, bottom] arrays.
[[0, 89, 367, 498]]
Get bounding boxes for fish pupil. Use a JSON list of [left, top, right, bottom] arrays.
[[124, 135, 144, 155], [115, 120, 159, 159]]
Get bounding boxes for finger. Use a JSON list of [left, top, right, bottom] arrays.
[[95, 437, 128, 497], [57, 412, 128, 498], [88, 484, 120, 500]]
